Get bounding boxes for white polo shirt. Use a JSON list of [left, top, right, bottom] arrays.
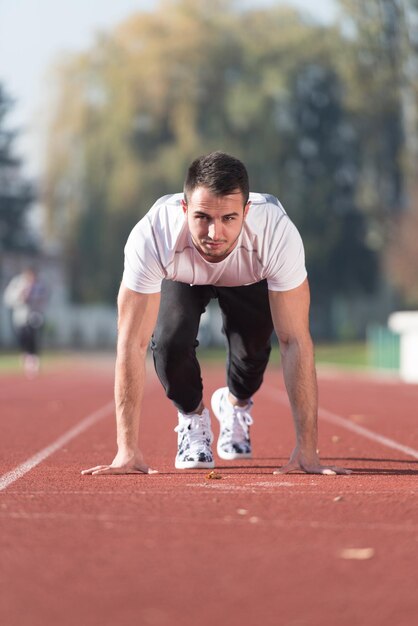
[[123, 192, 307, 294]]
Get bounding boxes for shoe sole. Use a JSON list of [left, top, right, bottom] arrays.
[[217, 448, 252, 460], [175, 459, 215, 469], [211, 387, 253, 460]]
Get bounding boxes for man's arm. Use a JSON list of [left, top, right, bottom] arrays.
[[82, 283, 160, 475], [268, 279, 351, 475]]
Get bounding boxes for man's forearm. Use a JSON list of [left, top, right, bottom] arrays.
[[281, 337, 318, 452], [114, 345, 147, 454]]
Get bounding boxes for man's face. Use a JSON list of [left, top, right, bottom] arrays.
[[182, 187, 250, 263]]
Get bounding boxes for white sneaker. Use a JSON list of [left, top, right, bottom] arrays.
[[174, 408, 215, 469], [211, 387, 253, 460]]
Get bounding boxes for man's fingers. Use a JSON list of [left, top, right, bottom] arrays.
[[303, 465, 353, 475], [306, 465, 350, 475], [273, 463, 298, 475], [317, 465, 352, 475], [92, 468, 156, 475], [87, 465, 158, 476], [273, 464, 352, 476], [328, 466, 353, 475], [91, 467, 123, 475], [81, 465, 109, 475]]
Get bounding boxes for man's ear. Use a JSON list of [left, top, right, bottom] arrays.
[[181, 199, 188, 215], [244, 201, 251, 218]]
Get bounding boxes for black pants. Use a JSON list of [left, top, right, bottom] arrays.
[[15, 324, 41, 356], [151, 280, 274, 413]]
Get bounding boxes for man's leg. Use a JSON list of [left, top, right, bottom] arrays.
[[217, 280, 273, 400], [151, 280, 213, 413], [18, 325, 40, 378], [151, 280, 216, 469], [211, 281, 274, 459]]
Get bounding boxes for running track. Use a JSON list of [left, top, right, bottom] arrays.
[[1, 355, 418, 626]]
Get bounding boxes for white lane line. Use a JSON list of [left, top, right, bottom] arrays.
[[0, 400, 114, 492], [263, 385, 418, 461]]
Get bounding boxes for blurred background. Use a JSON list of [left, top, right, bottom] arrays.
[[0, 0, 417, 370]]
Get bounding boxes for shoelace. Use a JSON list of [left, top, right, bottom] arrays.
[[222, 404, 253, 444], [174, 414, 214, 453]]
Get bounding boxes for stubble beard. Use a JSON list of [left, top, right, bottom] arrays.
[[195, 234, 241, 262]]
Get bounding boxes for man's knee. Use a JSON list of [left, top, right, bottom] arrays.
[[152, 325, 197, 362]]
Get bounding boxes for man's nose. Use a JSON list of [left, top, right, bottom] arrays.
[[208, 221, 221, 240]]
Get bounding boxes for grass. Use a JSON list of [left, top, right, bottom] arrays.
[[314, 342, 369, 369], [198, 341, 369, 370], [0, 352, 22, 372], [0, 351, 97, 374], [0, 342, 370, 375]]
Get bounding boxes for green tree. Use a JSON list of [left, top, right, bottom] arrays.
[[0, 83, 35, 252], [337, 0, 405, 208], [335, 0, 418, 307], [280, 63, 377, 317]]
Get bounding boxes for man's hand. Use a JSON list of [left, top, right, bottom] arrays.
[[268, 283, 351, 477], [274, 446, 352, 475], [81, 449, 158, 476], [83, 286, 161, 478]]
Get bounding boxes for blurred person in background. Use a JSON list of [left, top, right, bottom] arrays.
[[83, 151, 351, 477], [3, 267, 48, 377]]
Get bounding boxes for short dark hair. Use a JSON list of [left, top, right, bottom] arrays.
[[184, 151, 250, 205]]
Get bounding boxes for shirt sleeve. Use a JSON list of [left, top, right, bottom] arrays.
[[122, 215, 165, 294], [265, 218, 308, 291], [3, 276, 24, 307]]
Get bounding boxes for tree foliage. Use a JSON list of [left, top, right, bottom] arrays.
[[0, 83, 35, 252], [374, 0, 418, 306]]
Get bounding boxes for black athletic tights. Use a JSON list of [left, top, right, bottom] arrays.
[[151, 279, 274, 414]]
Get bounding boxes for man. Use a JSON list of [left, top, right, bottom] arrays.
[[3, 267, 48, 378], [83, 152, 350, 476]]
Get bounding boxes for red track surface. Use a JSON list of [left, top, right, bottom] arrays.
[[1, 355, 418, 626]]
